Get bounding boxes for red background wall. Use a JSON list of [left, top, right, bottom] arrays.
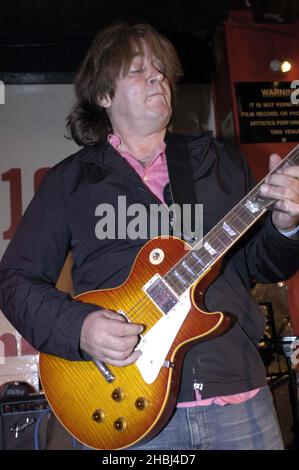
[[213, 11, 299, 334]]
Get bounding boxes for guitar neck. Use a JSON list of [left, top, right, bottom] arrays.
[[164, 144, 299, 296]]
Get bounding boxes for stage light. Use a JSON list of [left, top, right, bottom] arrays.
[[270, 59, 292, 73], [281, 61, 292, 73], [270, 59, 281, 71]]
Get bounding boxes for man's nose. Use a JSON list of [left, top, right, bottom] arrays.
[[148, 67, 164, 84]]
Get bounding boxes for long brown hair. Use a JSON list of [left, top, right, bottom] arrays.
[[66, 23, 182, 146]]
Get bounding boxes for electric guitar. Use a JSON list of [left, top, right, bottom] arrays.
[[39, 145, 299, 449]]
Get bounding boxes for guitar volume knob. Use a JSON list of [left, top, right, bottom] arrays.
[[111, 388, 124, 402], [92, 409, 105, 423], [135, 397, 149, 411], [113, 417, 126, 432]]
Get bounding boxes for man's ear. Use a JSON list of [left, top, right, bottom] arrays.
[[97, 94, 112, 109]]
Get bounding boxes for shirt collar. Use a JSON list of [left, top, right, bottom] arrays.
[[107, 133, 166, 163]]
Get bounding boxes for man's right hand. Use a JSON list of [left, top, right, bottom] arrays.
[[79, 310, 144, 366]]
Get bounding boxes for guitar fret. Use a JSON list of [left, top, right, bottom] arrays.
[[244, 197, 264, 215], [195, 247, 214, 267], [181, 260, 198, 279], [183, 252, 205, 279], [222, 221, 238, 238], [189, 250, 206, 268], [216, 228, 233, 247], [238, 205, 256, 224], [203, 241, 218, 257], [165, 277, 185, 293], [227, 212, 247, 233], [166, 270, 187, 294], [177, 265, 194, 284], [238, 209, 253, 226], [208, 236, 226, 253]]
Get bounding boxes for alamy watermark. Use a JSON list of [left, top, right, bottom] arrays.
[[0, 80, 4, 104], [291, 338, 299, 367], [95, 196, 203, 248], [290, 80, 299, 105]]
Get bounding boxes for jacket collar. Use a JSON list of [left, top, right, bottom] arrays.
[[77, 131, 214, 184]]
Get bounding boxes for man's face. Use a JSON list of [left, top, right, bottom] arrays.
[[102, 43, 172, 135]]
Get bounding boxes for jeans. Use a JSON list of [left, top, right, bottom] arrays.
[[132, 386, 284, 450]]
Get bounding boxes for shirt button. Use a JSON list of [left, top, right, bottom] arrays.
[[144, 176, 148, 182]]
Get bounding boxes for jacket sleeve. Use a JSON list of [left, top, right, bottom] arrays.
[[244, 214, 299, 282], [230, 147, 299, 283], [0, 168, 98, 360]]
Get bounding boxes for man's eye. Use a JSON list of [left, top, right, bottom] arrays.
[[154, 63, 163, 73], [130, 69, 143, 73]]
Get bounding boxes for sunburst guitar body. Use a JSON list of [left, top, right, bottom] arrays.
[[39, 236, 230, 449]]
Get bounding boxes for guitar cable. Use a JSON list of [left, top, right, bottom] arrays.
[[34, 409, 51, 450]]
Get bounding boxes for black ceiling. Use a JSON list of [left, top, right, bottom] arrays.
[[1, 0, 299, 83]]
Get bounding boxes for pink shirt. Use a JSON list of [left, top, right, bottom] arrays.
[[108, 134, 168, 203], [176, 388, 259, 408], [108, 133, 260, 407]]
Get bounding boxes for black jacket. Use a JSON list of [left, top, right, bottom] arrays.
[[0, 132, 298, 399]]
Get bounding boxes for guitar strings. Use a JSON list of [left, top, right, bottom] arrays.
[[122, 149, 299, 323]]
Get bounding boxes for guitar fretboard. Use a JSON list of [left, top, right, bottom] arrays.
[[164, 145, 299, 296]]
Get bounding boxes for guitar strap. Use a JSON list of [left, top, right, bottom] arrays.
[[164, 132, 199, 243]]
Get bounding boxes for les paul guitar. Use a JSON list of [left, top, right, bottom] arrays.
[[39, 145, 299, 449]]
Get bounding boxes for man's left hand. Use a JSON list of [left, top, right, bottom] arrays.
[[260, 153, 299, 232]]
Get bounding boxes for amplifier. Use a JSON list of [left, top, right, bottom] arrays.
[[0, 393, 50, 450]]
